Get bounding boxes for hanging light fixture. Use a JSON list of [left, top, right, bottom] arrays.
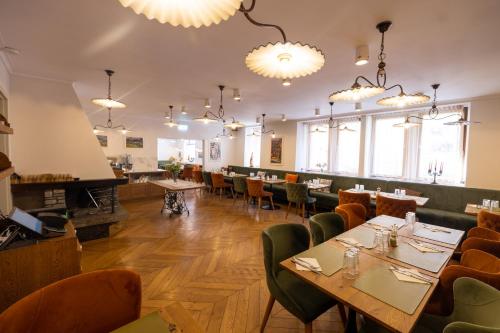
[[248, 114, 276, 137], [92, 108, 130, 135], [92, 70, 127, 109], [329, 21, 430, 107], [193, 85, 244, 126], [392, 116, 419, 129], [326, 102, 354, 131], [164, 105, 179, 128], [224, 117, 245, 130], [444, 107, 481, 126], [240, 1, 325, 86], [117, 0, 243, 28]]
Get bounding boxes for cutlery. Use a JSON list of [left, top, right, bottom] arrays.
[[336, 238, 363, 248], [411, 240, 444, 252], [389, 265, 432, 283], [422, 224, 451, 234], [292, 257, 320, 274]]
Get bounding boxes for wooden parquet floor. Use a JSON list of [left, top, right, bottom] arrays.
[[81, 192, 344, 333]]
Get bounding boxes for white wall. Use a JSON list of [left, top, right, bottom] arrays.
[[465, 95, 500, 189], [9, 75, 115, 179], [260, 120, 297, 171]]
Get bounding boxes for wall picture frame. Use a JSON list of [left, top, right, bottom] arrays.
[[270, 137, 282, 164], [96, 135, 108, 147], [209, 141, 221, 161], [126, 136, 143, 148]]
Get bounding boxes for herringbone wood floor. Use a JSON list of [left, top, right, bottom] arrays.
[[81, 192, 344, 333]]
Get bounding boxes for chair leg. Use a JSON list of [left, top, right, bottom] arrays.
[[313, 202, 317, 214], [260, 296, 275, 333], [338, 304, 347, 328], [230, 187, 234, 199], [286, 202, 291, 219], [219, 188, 223, 200], [258, 197, 262, 212], [270, 196, 275, 210], [302, 203, 305, 224], [305, 322, 312, 333]]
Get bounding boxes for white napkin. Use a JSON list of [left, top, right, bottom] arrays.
[[391, 267, 429, 284], [336, 237, 363, 248], [407, 241, 442, 253], [294, 258, 322, 272]]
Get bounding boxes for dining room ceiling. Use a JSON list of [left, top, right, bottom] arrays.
[[1, 0, 500, 124]]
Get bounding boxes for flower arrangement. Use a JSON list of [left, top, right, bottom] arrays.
[[165, 157, 182, 181]]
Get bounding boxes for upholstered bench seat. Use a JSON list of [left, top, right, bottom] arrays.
[[416, 207, 476, 232]]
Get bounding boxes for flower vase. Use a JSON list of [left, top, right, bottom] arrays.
[[172, 172, 178, 183]]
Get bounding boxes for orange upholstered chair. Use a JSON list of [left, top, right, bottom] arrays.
[[181, 165, 194, 180], [192, 170, 203, 184], [338, 190, 371, 216], [285, 173, 298, 183], [247, 178, 274, 211], [375, 195, 416, 218], [462, 227, 500, 257], [0, 269, 141, 333], [211, 173, 234, 199], [335, 203, 367, 230], [477, 210, 500, 232], [425, 249, 500, 316]]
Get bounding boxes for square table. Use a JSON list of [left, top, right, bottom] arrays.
[[280, 216, 464, 333], [346, 189, 429, 207], [464, 203, 500, 216]]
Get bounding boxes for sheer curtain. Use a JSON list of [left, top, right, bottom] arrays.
[[333, 120, 361, 174], [307, 123, 329, 171], [244, 126, 261, 167], [371, 116, 405, 177]]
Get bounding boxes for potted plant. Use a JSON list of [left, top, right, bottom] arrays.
[[165, 157, 182, 182]]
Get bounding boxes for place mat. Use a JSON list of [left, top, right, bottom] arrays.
[[387, 243, 450, 273], [111, 312, 175, 333], [353, 265, 432, 315], [335, 227, 376, 249], [367, 215, 406, 229], [296, 241, 344, 276], [412, 223, 464, 245]]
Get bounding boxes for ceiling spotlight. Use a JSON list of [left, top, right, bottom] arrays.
[[282, 78, 292, 87], [315, 108, 321, 117], [181, 106, 187, 115], [355, 102, 362, 111], [355, 45, 369, 66], [0, 46, 20, 56], [92, 69, 127, 109], [281, 114, 287, 122], [233, 88, 241, 101], [204, 98, 211, 109]]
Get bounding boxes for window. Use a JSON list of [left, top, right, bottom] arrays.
[[371, 116, 405, 177], [244, 126, 261, 167], [417, 113, 465, 183], [333, 120, 361, 174], [307, 123, 329, 171]]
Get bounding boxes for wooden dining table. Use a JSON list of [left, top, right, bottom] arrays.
[[346, 189, 430, 207], [464, 203, 500, 216], [280, 216, 464, 333]]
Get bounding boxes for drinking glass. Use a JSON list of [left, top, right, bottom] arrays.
[[374, 231, 384, 254], [250, 172, 255, 177], [401, 189, 406, 196], [342, 249, 359, 279], [482, 199, 491, 209], [383, 231, 391, 253], [405, 212, 416, 232], [491, 200, 499, 210], [395, 189, 401, 196], [355, 184, 360, 191], [360, 184, 365, 191]]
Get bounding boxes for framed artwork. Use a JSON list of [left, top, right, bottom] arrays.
[[270, 137, 282, 164], [209, 141, 221, 161], [126, 136, 143, 148], [96, 135, 107, 147]]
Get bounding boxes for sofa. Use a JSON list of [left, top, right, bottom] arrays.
[[229, 166, 500, 232]]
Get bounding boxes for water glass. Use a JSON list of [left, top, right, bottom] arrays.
[[395, 189, 401, 196], [342, 249, 359, 279], [491, 200, 499, 210], [401, 189, 406, 196], [272, 175, 277, 180], [405, 212, 416, 231], [360, 184, 365, 191], [250, 172, 255, 177], [383, 231, 391, 252], [374, 231, 384, 254], [482, 199, 491, 209], [355, 184, 360, 191]]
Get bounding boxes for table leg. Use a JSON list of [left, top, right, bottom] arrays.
[[161, 191, 189, 217], [344, 308, 357, 333], [261, 183, 281, 210]]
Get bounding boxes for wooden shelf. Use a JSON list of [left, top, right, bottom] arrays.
[[0, 167, 14, 181], [0, 123, 13, 134]]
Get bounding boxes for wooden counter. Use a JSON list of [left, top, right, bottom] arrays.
[[0, 222, 82, 312], [118, 170, 167, 201]]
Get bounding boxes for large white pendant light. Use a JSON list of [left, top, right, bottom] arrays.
[[92, 70, 127, 109], [117, 0, 243, 28], [164, 105, 179, 127]]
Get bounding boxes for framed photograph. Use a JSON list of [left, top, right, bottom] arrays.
[[209, 141, 221, 161], [96, 135, 107, 147], [126, 136, 143, 148], [270, 137, 282, 164]]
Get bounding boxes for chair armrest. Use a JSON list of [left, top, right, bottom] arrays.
[[441, 265, 500, 291], [460, 249, 500, 272], [462, 238, 500, 258], [444, 321, 500, 333]]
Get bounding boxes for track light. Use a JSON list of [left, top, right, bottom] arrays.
[[233, 88, 241, 101], [281, 114, 287, 122], [315, 108, 321, 117], [355, 45, 369, 66], [282, 79, 291, 87], [204, 98, 211, 108], [355, 102, 362, 111]]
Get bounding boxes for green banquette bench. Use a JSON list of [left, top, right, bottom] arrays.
[[229, 165, 500, 232]]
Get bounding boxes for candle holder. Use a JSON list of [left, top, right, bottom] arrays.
[[428, 161, 443, 184]]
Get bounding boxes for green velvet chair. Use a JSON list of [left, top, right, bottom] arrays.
[[232, 176, 248, 204], [261, 224, 345, 333], [201, 171, 213, 193], [286, 183, 317, 223], [309, 213, 345, 246], [361, 277, 500, 333]]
